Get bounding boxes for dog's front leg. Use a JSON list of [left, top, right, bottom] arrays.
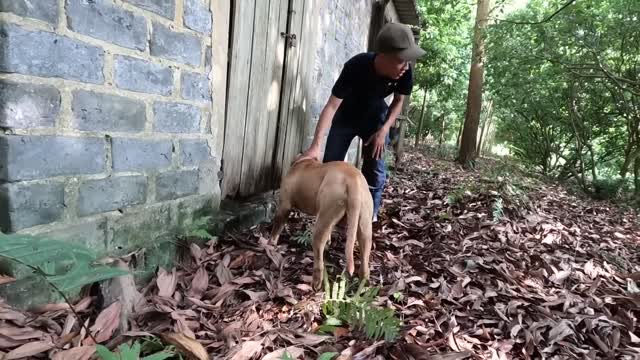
[[269, 204, 291, 246]]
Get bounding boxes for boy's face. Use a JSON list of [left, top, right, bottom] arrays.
[[377, 53, 410, 80]]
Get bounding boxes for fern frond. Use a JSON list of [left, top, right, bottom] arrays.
[[321, 275, 400, 342], [0, 233, 128, 293]]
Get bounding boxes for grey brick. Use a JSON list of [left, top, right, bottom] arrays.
[[179, 139, 211, 166], [72, 90, 146, 132], [0, 182, 65, 232], [78, 175, 147, 216], [114, 55, 173, 95], [24, 219, 108, 253], [156, 169, 198, 201], [0, 24, 104, 84], [111, 138, 172, 172], [153, 101, 200, 133], [150, 23, 201, 66], [0, 135, 106, 181], [205, 45, 212, 73], [181, 72, 210, 103], [0, 0, 58, 24], [184, 0, 212, 34], [123, 0, 174, 19], [0, 80, 60, 129], [66, 0, 147, 51]]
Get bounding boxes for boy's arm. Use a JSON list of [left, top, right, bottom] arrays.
[[300, 95, 342, 161]]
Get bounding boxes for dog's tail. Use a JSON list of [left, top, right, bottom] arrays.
[[344, 185, 360, 276]]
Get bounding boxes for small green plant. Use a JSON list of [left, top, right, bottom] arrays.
[[446, 187, 466, 205], [96, 341, 175, 360], [185, 216, 214, 240], [317, 353, 339, 360], [293, 228, 312, 247], [280, 350, 295, 360], [320, 272, 400, 342], [492, 197, 504, 222]]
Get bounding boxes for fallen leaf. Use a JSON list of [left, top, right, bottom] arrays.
[[0, 275, 16, 285], [0, 325, 44, 341], [84, 301, 122, 345], [156, 267, 178, 297], [230, 340, 263, 360], [629, 331, 640, 343], [187, 267, 209, 300], [216, 260, 233, 285], [353, 340, 385, 360], [51, 346, 96, 360], [548, 320, 575, 344], [160, 332, 208, 360], [262, 347, 305, 360], [4, 340, 54, 359], [296, 283, 313, 292], [334, 327, 350, 338]]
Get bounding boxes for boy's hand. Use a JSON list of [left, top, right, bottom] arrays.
[[365, 127, 388, 160]]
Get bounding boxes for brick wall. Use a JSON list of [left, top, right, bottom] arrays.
[[306, 0, 374, 164], [0, 0, 218, 254]]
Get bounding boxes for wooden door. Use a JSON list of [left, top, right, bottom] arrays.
[[222, 0, 289, 198], [222, 0, 313, 199], [273, 0, 312, 181]]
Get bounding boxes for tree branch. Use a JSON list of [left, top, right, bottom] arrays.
[[490, 0, 576, 25]]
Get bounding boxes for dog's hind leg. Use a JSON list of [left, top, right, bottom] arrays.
[[311, 201, 345, 291], [269, 198, 291, 246]]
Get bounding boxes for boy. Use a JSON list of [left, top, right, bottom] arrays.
[[299, 23, 425, 221]]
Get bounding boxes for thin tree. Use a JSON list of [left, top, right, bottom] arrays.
[[457, 0, 490, 167]]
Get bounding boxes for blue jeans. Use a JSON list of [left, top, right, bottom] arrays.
[[322, 122, 389, 220]]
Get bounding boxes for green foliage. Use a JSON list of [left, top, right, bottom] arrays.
[[591, 178, 626, 200], [280, 350, 295, 360], [317, 353, 339, 360], [406, 0, 474, 144], [320, 272, 400, 342], [0, 233, 128, 293], [446, 187, 469, 205], [184, 216, 214, 240], [293, 228, 312, 247], [485, 0, 640, 201], [492, 197, 504, 222], [96, 341, 176, 360]]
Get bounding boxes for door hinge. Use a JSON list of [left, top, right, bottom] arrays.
[[281, 32, 297, 47]]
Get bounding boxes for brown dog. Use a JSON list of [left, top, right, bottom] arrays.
[[269, 155, 373, 290]]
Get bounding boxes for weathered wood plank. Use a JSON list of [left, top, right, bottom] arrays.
[[222, 0, 256, 198], [261, 0, 289, 188], [239, 0, 271, 196], [274, 0, 306, 179]]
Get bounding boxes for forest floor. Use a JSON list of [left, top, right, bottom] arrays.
[[2, 145, 640, 360]]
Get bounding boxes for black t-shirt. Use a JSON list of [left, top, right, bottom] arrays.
[[331, 52, 413, 133]]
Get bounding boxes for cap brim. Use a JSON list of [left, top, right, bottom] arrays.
[[397, 46, 426, 61]]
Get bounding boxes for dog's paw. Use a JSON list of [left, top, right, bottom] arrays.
[[312, 269, 323, 291]]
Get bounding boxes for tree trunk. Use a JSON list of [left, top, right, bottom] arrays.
[[414, 89, 427, 147], [438, 114, 446, 146], [634, 156, 640, 197], [476, 100, 493, 156], [457, 0, 489, 167]]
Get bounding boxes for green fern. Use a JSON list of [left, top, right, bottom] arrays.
[[492, 197, 504, 222], [321, 272, 400, 342], [96, 342, 175, 360], [185, 216, 214, 240], [0, 233, 128, 293], [293, 228, 312, 247]]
